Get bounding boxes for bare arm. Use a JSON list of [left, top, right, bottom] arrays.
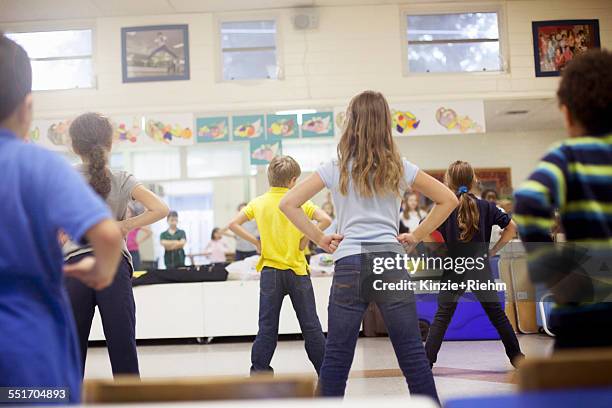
[[398, 171, 458, 245], [489, 220, 517, 257], [229, 212, 261, 253], [279, 173, 343, 253], [119, 185, 169, 236], [298, 207, 332, 250], [63, 219, 123, 290], [137, 226, 152, 245]]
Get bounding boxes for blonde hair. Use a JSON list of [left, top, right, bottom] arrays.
[[338, 91, 404, 197], [445, 161, 479, 242], [267, 155, 301, 187]]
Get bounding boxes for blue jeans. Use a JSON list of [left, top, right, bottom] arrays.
[[251, 268, 325, 374], [320, 253, 438, 401]]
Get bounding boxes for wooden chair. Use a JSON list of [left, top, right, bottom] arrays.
[[517, 347, 612, 391], [83, 375, 316, 403]]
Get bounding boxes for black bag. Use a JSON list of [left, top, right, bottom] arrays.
[[132, 263, 229, 286]]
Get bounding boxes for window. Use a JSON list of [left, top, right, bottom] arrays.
[[220, 20, 278, 80], [283, 140, 337, 173], [7, 29, 93, 90], [132, 150, 181, 181], [405, 12, 501, 73], [187, 145, 246, 178]]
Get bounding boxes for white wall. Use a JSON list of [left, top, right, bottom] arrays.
[[2, 0, 606, 118]]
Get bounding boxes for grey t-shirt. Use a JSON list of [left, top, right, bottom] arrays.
[[317, 158, 419, 261], [235, 219, 259, 252], [63, 165, 142, 266]]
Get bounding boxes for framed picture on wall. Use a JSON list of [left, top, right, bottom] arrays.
[[121, 24, 190, 83], [532, 19, 600, 77]]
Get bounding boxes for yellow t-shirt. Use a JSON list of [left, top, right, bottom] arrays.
[[243, 187, 316, 275]]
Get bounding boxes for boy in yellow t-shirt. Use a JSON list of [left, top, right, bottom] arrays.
[[229, 155, 331, 375]]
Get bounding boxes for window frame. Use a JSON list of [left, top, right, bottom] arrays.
[[214, 12, 283, 82], [399, 3, 509, 76], [2, 20, 97, 92]]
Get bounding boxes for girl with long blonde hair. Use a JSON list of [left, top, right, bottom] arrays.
[[280, 91, 457, 400]]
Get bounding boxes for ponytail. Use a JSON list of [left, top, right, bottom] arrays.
[[457, 193, 480, 241], [69, 112, 113, 199], [445, 160, 480, 242]]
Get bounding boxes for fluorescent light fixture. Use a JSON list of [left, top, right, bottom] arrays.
[[275, 109, 316, 115], [173, 43, 184, 48]]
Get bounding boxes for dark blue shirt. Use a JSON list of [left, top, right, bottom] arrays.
[[0, 129, 110, 403]]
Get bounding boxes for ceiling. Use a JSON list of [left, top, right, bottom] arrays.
[[0, 0, 522, 23], [484, 98, 564, 133]]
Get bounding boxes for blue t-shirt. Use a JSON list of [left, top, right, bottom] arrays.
[[317, 158, 419, 261], [0, 129, 110, 403]]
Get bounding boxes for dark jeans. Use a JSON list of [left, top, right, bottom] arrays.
[[425, 266, 522, 366], [251, 268, 325, 375], [65, 253, 139, 377], [320, 254, 438, 401], [236, 250, 257, 261], [129, 250, 141, 271]]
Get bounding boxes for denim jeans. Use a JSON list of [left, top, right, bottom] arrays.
[[425, 266, 522, 366], [319, 253, 438, 402], [251, 267, 325, 374]]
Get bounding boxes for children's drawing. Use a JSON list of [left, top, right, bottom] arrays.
[[233, 115, 264, 139], [28, 126, 40, 143], [114, 119, 142, 144], [250, 139, 282, 165], [196, 116, 229, 143], [392, 110, 421, 135], [46, 120, 72, 146], [435, 107, 483, 133], [302, 112, 334, 137], [335, 111, 347, 132], [266, 114, 297, 139], [145, 119, 193, 144]]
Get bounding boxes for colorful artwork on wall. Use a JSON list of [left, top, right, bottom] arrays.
[[392, 110, 421, 135], [266, 114, 298, 139], [233, 114, 264, 140], [196, 116, 229, 143], [250, 138, 282, 165], [112, 116, 143, 145], [435, 107, 483, 133], [143, 114, 194, 145], [301, 112, 334, 138], [29, 119, 72, 151]]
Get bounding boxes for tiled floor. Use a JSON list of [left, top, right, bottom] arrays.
[[85, 334, 554, 403]]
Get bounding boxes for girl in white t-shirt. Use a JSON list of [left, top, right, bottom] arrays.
[[400, 192, 428, 233]]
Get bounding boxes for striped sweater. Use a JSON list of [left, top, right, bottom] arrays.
[[514, 134, 612, 245]]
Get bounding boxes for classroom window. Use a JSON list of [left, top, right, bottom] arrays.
[[282, 140, 337, 173], [7, 29, 94, 90], [220, 20, 278, 80], [405, 12, 501, 73], [132, 150, 181, 181], [186, 145, 246, 178]]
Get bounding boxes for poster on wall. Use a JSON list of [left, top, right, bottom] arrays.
[[301, 112, 334, 138], [143, 113, 194, 146], [266, 114, 298, 140], [432, 102, 485, 134], [250, 138, 282, 165], [111, 116, 144, 146], [121, 24, 190, 83], [334, 107, 347, 136], [233, 114, 264, 140], [532, 19, 600, 77], [29, 119, 72, 151], [196, 116, 229, 143], [392, 109, 422, 135]]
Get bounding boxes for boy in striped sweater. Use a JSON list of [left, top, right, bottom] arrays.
[[514, 50, 612, 349]]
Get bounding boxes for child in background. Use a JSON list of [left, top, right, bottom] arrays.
[[160, 211, 187, 268], [203, 227, 230, 263], [424, 161, 523, 368], [63, 112, 169, 377], [233, 202, 259, 260], [400, 192, 428, 233], [280, 91, 457, 401], [126, 203, 153, 271], [514, 49, 612, 349], [229, 155, 332, 375], [0, 35, 123, 403]]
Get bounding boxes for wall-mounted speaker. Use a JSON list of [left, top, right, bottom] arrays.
[[293, 8, 319, 30]]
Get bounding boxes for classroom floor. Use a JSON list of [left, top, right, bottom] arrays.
[[85, 334, 553, 403]]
